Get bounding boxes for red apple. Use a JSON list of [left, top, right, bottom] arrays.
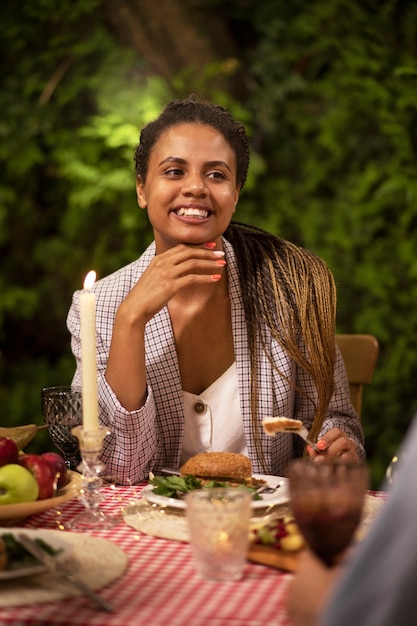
[[19, 454, 57, 499], [41, 452, 68, 488], [0, 437, 19, 467]]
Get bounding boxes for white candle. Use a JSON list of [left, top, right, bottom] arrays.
[[80, 270, 99, 432]]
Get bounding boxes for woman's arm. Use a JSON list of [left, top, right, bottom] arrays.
[[67, 289, 158, 484]]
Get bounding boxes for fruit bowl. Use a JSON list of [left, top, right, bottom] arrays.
[[0, 471, 81, 526]]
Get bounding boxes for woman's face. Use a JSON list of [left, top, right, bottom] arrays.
[[136, 123, 240, 253]]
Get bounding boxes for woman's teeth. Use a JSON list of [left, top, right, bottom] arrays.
[[176, 208, 209, 218]]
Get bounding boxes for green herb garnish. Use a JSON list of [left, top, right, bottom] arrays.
[[1, 533, 60, 567], [149, 475, 261, 499], [150, 475, 203, 498]]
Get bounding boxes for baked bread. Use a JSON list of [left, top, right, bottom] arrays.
[[180, 452, 252, 484], [262, 417, 303, 435]]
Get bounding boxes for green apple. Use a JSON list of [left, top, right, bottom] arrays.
[[0, 464, 39, 505]]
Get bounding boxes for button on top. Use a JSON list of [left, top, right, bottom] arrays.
[[193, 402, 206, 414]]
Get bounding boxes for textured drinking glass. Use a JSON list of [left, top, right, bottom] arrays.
[[288, 459, 369, 567], [185, 488, 252, 581], [41, 386, 82, 470]]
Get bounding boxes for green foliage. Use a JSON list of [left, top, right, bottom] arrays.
[[235, 0, 417, 485], [0, 0, 170, 431], [2, 0, 417, 487]]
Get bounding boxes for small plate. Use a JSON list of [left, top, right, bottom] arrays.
[[0, 471, 81, 526], [141, 474, 289, 510], [0, 527, 72, 580]]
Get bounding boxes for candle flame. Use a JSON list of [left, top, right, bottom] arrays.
[[83, 270, 97, 290]]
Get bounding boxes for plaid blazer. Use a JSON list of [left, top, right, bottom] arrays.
[[67, 238, 364, 484]]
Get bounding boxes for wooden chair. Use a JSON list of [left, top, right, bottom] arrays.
[[336, 334, 379, 419]]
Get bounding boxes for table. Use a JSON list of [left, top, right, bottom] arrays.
[[0, 484, 295, 626]]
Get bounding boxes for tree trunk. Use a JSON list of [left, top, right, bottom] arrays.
[[102, 0, 246, 96]]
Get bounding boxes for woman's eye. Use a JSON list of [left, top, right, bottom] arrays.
[[207, 171, 226, 180], [165, 168, 184, 176]]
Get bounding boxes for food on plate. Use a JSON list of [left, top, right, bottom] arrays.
[[149, 452, 266, 499], [0, 464, 39, 505], [250, 515, 305, 553], [262, 417, 303, 435], [0, 536, 7, 570], [180, 452, 259, 485], [0, 437, 19, 468], [149, 474, 262, 500], [0, 424, 39, 450], [0, 533, 61, 570], [19, 454, 57, 500]]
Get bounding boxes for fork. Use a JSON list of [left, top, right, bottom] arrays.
[[293, 427, 322, 453], [18, 534, 114, 612]]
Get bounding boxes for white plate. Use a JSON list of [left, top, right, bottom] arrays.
[[0, 527, 72, 581], [141, 474, 289, 510]]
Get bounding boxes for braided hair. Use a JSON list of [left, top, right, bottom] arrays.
[[224, 222, 337, 470]]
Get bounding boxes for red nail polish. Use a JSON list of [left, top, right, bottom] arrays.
[[211, 274, 222, 281], [204, 242, 216, 249], [317, 440, 327, 451], [215, 260, 226, 266]]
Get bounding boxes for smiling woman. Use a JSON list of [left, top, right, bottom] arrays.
[[66, 94, 365, 485]]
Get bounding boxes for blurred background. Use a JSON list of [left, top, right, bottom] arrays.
[[1, 0, 416, 487]]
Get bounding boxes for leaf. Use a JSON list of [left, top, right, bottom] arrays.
[[149, 475, 261, 500], [149, 475, 203, 498]]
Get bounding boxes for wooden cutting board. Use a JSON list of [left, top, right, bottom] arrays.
[[247, 544, 301, 572]]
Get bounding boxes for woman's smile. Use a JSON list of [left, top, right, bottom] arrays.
[[171, 203, 212, 223], [136, 123, 240, 252]]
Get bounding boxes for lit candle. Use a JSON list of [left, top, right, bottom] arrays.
[[80, 270, 99, 432]]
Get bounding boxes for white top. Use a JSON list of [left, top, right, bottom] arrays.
[[180, 361, 247, 465]]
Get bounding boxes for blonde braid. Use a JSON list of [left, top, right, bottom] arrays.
[[224, 222, 336, 470]]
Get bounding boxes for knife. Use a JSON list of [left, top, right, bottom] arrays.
[[160, 467, 181, 476], [18, 533, 114, 612]]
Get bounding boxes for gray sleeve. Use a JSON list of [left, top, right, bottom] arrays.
[[324, 418, 417, 626]]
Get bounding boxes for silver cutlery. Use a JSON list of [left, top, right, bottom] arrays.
[[293, 427, 321, 452], [255, 481, 284, 495], [18, 534, 114, 612], [160, 467, 181, 476]]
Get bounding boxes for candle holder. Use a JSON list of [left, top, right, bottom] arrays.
[[67, 425, 119, 530]]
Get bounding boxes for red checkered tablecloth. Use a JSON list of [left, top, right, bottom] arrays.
[[0, 484, 294, 626]]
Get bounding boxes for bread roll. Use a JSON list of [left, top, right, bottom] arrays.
[[262, 417, 303, 435], [180, 452, 252, 483]]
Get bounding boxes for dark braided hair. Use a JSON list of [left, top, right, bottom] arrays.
[[134, 94, 249, 188], [224, 222, 337, 469]]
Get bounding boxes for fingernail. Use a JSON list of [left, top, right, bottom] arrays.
[[306, 445, 312, 454], [204, 242, 216, 249], [317, 439, 327, 451], [215, 260, 226, 266], [213, 250, 225, 257], [211, 274, 222, 281]]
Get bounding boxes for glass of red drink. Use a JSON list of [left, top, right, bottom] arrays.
[[287, 459, 369, 567]]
